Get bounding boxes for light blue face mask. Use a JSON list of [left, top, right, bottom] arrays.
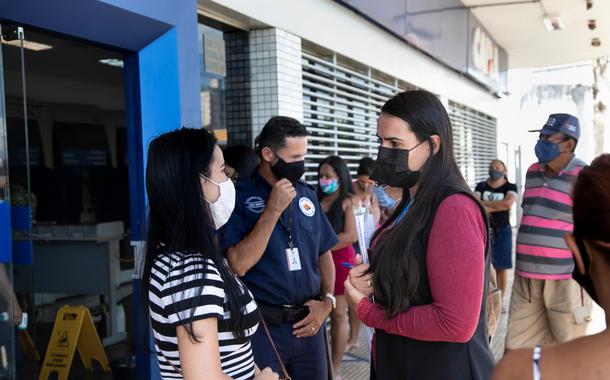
[[373, 185, 399, 209]]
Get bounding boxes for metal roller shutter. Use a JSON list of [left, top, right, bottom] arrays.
[[448, 100, 498, 188], [301, 48, 412, 183], [302, 44, 497, 189]]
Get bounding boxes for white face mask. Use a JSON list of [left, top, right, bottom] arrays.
[[202, 176, 236, 230]]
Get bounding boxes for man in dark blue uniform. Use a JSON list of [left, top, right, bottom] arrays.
[[220, 116, 338, 380]]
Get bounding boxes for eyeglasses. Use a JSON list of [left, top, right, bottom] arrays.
[[539, 134, 569, 144]]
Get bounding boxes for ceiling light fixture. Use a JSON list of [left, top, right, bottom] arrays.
[[586, 0, 593, 10], [588, 19, 597, 30], [543, 14, 564, 31], [591, 38, 601, 47], [98, 58, 124, 68], [1, 37, 53, 51]]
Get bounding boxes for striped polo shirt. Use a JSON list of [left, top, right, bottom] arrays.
[[515, 157, 585, 280]]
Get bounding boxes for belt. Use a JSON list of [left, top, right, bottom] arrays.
[[259, 303, 309, 326]]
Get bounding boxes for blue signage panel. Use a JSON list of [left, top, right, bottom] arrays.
[[8, 147, 40, 167], [62, 149, 108, 167]]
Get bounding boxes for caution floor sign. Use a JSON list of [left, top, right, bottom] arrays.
[[38, 306, 110, 380]]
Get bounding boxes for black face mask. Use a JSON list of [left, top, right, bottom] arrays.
[[370, 142, 426, 188], [271, 155, 305, 183], [572, 237, 599, 304]]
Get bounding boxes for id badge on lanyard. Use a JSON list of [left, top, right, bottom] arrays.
[[281, 205, 302, 272], [286, 247, 301, 271]]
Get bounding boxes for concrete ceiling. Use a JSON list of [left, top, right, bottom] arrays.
[[461, 0, 610, 68]]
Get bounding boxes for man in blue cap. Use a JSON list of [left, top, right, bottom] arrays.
[[505, 113, 592, 351]]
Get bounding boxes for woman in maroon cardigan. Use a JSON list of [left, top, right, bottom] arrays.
[[344, 90, 494, 379]]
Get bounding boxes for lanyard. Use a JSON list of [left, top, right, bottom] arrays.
[[278, 204, 294, 249], [391, 200, 414, 227]]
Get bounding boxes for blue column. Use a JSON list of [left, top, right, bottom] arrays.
[[124, 28, 182, 380]]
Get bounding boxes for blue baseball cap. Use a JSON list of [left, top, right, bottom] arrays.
[[529, 113, 580, 139]]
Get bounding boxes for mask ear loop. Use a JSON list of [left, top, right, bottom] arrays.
[[199, 174, 222, 205], [200, 174, 215, 185]]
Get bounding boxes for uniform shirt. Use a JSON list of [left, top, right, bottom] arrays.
[[149, 252, 259, 380], [515, 157, 585, 280], [220, 171, 338, 306], [474, 180, 518, 229]]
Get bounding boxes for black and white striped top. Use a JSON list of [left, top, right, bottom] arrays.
[[149, 251, 259, 380]]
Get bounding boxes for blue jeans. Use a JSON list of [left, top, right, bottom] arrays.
[[251, 323, 328, 380]]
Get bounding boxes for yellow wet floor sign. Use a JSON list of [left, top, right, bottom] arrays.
[[39, 306, 110, 380]]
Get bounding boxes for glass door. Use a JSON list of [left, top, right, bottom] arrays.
[[0, 23, 18, 380], [0, 23, 35, 380]]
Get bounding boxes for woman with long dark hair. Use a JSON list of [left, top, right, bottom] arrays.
[[143, 128, 277, 380], [344, 90, 494, 379], [317, 156, 357, 379]]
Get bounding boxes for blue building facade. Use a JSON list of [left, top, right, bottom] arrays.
[[0, 1, 201, 378]]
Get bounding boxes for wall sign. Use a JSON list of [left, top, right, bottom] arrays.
[[471, 26, 500, 81], [467, 15, 508, 94]]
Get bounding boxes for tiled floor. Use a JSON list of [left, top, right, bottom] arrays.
[[338, 328, 370, 380]]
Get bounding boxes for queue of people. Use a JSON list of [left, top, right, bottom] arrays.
[[143, 89, 608, 380], [493, 153, 610, 379]]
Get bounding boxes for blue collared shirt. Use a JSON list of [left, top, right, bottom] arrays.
[[219, 171, 338, 306]]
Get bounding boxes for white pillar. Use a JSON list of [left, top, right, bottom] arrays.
[[249, 28, 303, 143]]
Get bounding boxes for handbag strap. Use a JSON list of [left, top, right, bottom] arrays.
[[258, 310, 292, 380]]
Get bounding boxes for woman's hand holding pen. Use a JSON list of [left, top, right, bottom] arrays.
[[347, 254, 374, 297]]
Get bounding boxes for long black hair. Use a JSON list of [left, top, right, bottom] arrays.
[[369, 90, 473, 318], [142, 128, 246, 341], [224, 144, 259, 180], [316, 155, 355, 233]]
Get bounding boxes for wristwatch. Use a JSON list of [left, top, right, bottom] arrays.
[[325, 293, 337, 310]]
